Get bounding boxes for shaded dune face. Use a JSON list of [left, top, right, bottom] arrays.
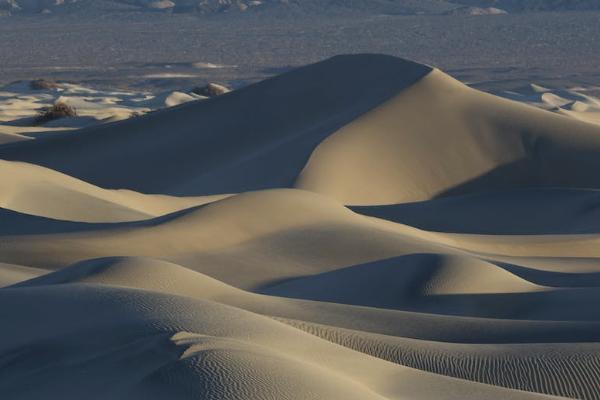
[[0, 55, 432, 195], [2, 54, 600, 399], [350, 188, 600, 235]]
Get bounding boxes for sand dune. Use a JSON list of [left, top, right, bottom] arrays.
[[0, 80, 205, 139], [351, 188, 600, 234], [296, 68, 600, 204], [284, 319, 600, 399], [497, 83, 600, 126], [1, 284, 555, 400], [0, 262, 45, 287], [2, 54, 600, 399], [0, 159, 229, 222], [4, 56, 600, 206], [0, 55, 432, 195]]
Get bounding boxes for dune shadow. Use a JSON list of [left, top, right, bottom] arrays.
[[0, 204, 206, 236], [0, 55, 433, 196]]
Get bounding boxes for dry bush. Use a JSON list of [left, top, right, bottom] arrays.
[[30, 79, 62, 90], [191, 82, 231, 97], [35, 102, 77, 125]]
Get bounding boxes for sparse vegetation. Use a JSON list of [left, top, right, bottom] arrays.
[[191, 83, 231, 98], [30, 79, 61, 90], [35, 102, 77, 125], [130, 110, 146, 118]]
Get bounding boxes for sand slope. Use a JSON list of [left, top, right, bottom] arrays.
[[296, 69, 600, 204], [0, 55, 432, 195], [2, 54, 600, 399], [0, 159, 229, 222]]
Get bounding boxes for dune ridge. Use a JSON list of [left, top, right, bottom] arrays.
[[2, 54, 600, 399]]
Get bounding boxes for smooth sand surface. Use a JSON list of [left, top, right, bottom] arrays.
[[1, 54, 600, 399]]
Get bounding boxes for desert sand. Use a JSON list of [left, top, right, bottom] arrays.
[[0, 80, 208, 142], [1, 54, 600, 399]]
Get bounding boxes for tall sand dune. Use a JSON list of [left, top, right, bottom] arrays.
[[296, 69, 600, 204], [0, 55, 431, 195], [2, 54, 600, 399]]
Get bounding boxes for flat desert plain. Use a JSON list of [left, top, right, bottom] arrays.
[[2, 54, 600, 399]]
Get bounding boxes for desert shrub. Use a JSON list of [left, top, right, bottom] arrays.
[[35, 102, 77, 125], [129, 110, 147, 118], [30, 79, 61, 90], [191, 82, 231, 97]]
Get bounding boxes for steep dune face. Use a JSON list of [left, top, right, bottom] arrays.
[[2, 54, 600, 399], [296, 69, 600, 204], [4, 55, 600, 207], [0, 55, 431, 196]]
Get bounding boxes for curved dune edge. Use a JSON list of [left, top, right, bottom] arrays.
[[0, 54, 433, 196], [5, 255, 600, 398], [5, 253, 600, 397], [2, 54, 600, 399], [1, 284, 556, 400], [0, 159, 231, 223], [350, 188, 600, 235], [295, 68, 600, 205], [0, 262, 46, 287]]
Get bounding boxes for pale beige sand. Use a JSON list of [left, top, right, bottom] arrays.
[[296, 69, 600, 204], [1, 54, 600, 399], [0, 262, 45, 287], [0, 130, 33, 144], [499, 83, 600, 126], [0, 159, 230, 222], [0, 81, 204, 138]]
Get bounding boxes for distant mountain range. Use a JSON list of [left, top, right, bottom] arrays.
[[2, 0, 600, 16], [456, 0, 600, 12], [0, 0, 457, 15]]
